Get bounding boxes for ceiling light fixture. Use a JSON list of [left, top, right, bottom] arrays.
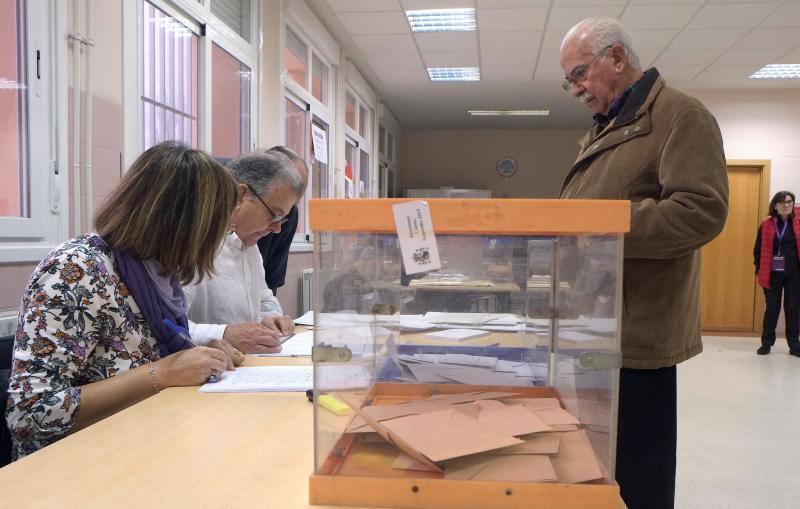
[[750, 64, 800, 79], [468, 110, 550, 116], [428, 67, 480, 82], [406, 8, 476, 32]]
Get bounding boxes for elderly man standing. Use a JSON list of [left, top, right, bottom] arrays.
[[559, 18, 729, 509], [186, 151, 307, 354]]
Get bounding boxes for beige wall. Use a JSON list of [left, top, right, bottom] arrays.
[[399, 129, 587, 199]]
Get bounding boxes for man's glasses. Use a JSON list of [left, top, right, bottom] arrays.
[[245, 182, 289, 225], [781, 199, 794, 206], [561, 45, 614, 92]]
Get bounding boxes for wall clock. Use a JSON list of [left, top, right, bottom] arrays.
[[497, 157, 517, 177]]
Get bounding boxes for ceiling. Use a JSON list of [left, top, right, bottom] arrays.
[[306, 0, 800, 130]]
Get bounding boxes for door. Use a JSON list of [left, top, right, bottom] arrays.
[[701, 165, 765, 331]]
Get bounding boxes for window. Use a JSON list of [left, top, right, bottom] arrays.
[[285, 27, 308, 89], [282, 23, 333, 243], [344, 138, 357, 199], [358, 105, 369, 140], [345, 92, 356, 130], [358, 149, 370, 198], [311, 54, 327, 105], [0, 0, 65, 256], [343, 88, 373, 199], [1, 0, 28, 219], [378, 116, 399, 198], [130, 0, 257, 162], [211, 43, 251, 157], [141, 1, 198, 150], [210, 0, 251, 42]]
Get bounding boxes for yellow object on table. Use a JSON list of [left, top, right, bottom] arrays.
[[318, 394, 351, 416]]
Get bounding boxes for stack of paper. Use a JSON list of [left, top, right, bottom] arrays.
[[199, 365, 371, 393], [424, 329, 490, 341], [338, 391, 605, 484]]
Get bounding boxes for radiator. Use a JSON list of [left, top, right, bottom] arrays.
[[300, 268, 314, 314]]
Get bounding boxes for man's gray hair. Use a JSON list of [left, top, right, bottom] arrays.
[[226, 151, 305, 198], [561, 17, 641, 70]]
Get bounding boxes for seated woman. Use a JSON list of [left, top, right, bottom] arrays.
[[6, 141, 237, 459]]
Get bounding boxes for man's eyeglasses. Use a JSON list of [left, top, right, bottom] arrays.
[[561, 45, 614, 92], [781, 199, 794, 206], [245, 182, 289, 225]]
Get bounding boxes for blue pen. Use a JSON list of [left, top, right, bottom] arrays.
[[162, 318, 219, 383]]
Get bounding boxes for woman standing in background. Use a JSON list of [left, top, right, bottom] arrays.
[[754, 190, 800, 357]]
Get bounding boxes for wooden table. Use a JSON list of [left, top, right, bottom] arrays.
[[0, 354, 626, 509]]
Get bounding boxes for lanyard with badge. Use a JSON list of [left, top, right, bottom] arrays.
[[773, 218, 789, 271]]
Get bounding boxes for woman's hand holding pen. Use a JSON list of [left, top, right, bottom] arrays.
[[154, 347, 229, 387], [223, 322, 283, 354]]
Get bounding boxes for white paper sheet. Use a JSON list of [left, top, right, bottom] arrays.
[[424, 329, 490, 341], [199, 366, 313, 393], [254, 330, 314, 357]]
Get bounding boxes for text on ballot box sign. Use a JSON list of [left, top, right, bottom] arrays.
[[392, 201, 442, 275]]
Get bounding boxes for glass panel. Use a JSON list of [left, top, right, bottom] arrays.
[[311, 53, 328, 105], [212, 43, 251, 157], [358, 149, 370, 198], [345, 92, 356, 130], [0, 0, 28, 218], [211, 0, 251, 41], [141, 1, 198, 150], [378, 125, 386, 156], [311, 117, 329, 200], [285, 97, 307, 235], [358, 105, 369, 140], [344, 139, 356, 199], [285, 27, 307, 88], [387, 132, 394, 161], [312, 216, 623, 493], [387, 167, 395, 198], [378, 161, 387, 198]]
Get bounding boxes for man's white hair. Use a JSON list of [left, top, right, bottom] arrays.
[[561, 17, 641, 70]]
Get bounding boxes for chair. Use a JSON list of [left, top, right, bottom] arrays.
[[0, 333, 15, 467]]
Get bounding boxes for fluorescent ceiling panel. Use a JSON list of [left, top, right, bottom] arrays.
[[406, 8, 476, 32], [468, 110, 549, 116], [427, 67, 481, 81], [750, 64, 800, 79]]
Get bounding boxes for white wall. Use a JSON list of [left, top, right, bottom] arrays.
[[689, 89, 800, 196]]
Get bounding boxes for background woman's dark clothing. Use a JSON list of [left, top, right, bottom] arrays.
[[753, 217, 800, 350], [754, 218, 800, 275]]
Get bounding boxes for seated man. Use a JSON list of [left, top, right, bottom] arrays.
[[185, 151, 307, 353]]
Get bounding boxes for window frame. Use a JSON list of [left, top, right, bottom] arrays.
[[124, 0, 259, 168], [343, 87, 374, 199], [0, 0, 69, 263], [281, 20, 335, 248]]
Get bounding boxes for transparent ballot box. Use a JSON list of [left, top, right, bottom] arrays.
[[308, 199, 629, 509]]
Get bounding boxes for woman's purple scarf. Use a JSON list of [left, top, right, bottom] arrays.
[[113, 248, 193, 357]]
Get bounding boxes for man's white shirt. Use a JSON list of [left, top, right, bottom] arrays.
[[185, 233, 283, 345]]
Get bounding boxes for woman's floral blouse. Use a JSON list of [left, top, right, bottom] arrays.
[[6, 234, 159, 459]]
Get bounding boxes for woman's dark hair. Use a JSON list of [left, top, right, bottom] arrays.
[[94, 141, 237, 285], [768, 190, 796, 218]]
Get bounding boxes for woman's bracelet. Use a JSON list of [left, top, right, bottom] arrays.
[[146, 360, 161, 394]]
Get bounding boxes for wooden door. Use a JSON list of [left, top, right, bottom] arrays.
[[701, 165, 765, 331]]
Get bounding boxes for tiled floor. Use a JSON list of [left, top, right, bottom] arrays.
[[675, 335, 800, 508]]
